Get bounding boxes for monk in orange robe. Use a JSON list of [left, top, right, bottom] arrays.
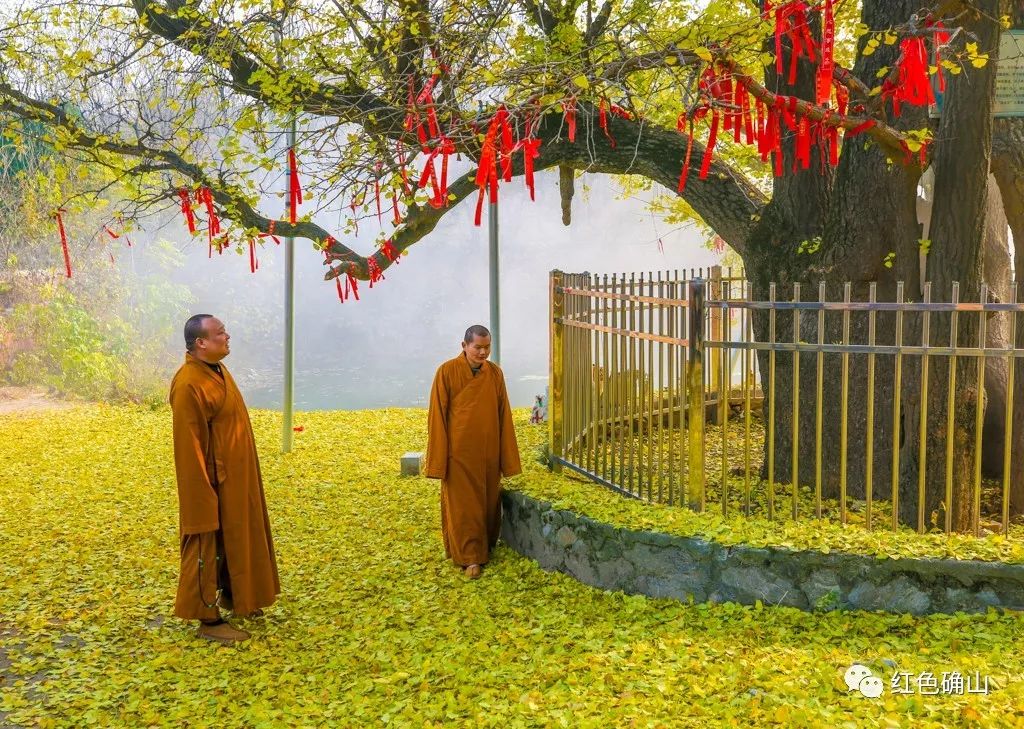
[[425, 325, 522, 578], [169, 314, 279, 644]]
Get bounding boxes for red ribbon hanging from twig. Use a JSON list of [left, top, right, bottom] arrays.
[[178, 189, 196, 234], [563, 97, 577, 143], [815, 0, 835, 106], [196, 187, 220, 258], [381, 239, 401, 264], [288, 148, 302, 224], [54, 210, 71, 278], [698, 109, 720, 180]]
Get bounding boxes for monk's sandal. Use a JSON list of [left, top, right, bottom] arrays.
[[464, 564, 482, 579], [198, 620, 250, 645]]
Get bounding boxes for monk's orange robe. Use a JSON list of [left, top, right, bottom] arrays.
[[169, 353, 280, 619], [425, 354, 522, 566]]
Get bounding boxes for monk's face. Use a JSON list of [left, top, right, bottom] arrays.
[[196, 317, 231, 362], [462, 335, 491, 367]]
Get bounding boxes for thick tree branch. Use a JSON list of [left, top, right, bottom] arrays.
[[131, 0, 401, 128], [521, 0, 559, 34], [585, 1, 613, 43]]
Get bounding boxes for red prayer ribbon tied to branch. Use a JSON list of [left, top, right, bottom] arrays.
[[381, 239, 401, 264], [258, 219, 281, 246], [367, 257, 385, 288], [178, 188, 196, 234], [288, 148, 302, 224], [815, 0, 835, 106], [195, 187, 221, 258], [563, 97, 577, 143], [322, 238, 347, 303], [473, 106, 506, 226], [765, 1, 818, 85], [54, 209, 71, 278], [884, 37, 934, 117], [678, 51, 884, 192], [104, 225, 132, 248]]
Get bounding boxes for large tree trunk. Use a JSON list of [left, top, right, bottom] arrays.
[[744, 0, 923, 508], [741, 1, 1003, 532], [896, 1, 999, 531], [991, 117, 1024, 515], [979, 179, 1012, 479]]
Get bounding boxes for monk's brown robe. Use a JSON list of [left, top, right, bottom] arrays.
[[169, 353, 279, 619], [425, 354, 522, 566]]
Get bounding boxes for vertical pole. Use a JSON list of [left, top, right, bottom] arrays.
[[550, 271, 564, 471], [687, 278, 706, 511], [280, 30, 296, 455], [489, 199, 500, 365], [710, 265, 723, 424]]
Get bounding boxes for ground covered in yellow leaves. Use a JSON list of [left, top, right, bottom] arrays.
[[1, 405, 1023, 727]]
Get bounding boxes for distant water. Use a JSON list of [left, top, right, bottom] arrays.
[[237, 364, 547, 411]]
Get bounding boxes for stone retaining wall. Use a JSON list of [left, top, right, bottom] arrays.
[[500, 490, 1024, 614]]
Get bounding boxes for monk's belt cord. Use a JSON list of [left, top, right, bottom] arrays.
[[197, 532, 223, 610]]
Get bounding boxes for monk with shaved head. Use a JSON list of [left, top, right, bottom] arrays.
[[169, 315, 279, 643], [425, 325, 522, 578]]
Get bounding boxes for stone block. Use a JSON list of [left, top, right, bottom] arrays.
[[400, 451, 423, 476], [847, 576, 931, 615]]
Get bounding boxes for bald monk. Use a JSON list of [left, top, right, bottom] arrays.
[[169, 314, 279, 644], [425, 325, 522, 579]]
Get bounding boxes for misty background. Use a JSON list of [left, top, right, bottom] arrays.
[[124, 169, 719, 410]]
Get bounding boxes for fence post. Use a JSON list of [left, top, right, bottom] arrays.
[[550, 270, 565, 472], [687, 278, 706, 510], [709, 265, 724, 425]]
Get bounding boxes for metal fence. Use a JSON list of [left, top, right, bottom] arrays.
[[548, 269, 1024, 536]]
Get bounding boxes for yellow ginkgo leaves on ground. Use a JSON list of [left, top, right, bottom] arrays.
[[0, 405, 1022, 728]]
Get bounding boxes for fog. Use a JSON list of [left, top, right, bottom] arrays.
[[139, 171, 719, 409]]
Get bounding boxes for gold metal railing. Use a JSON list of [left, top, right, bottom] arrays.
[[549, 270, 1024, 535]]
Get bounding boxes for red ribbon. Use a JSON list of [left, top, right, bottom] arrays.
[[795, 114, 811, 171], [325, 249, 345, 302], [498, 107, 514, 182], [374, 178, 382, 224], [563, 98, 577, 143], [347, 263, 360, 301], [928, 20, 951, 93], [599, 99, 616, 148], [392, 194, 401, 226], [474, 111, 503, 226], [258, 219, 281, 246], [677, 120, 695, 193], [105, 225, 132, 247], [846, 119, 876, 137], [816, 0, 835, 106], [368, 257, 384, 288], [893, 37, 934, 112], [521, 137, 542, 201], [698, 110, 719, 180], [835, 83, 849, 117], [288, 148, 302, 223], [178, 189, 196, 234], [381, 239, 401, 264], [772, 2, 817, 85], [196, 187, 220, 258], [55, 210, 71, 278], [248, 240, 258, 273]]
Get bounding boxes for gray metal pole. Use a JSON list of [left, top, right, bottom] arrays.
[[278, 21, 296, 454], [488, 199, 500, 364], [282, 114, 296, 453]]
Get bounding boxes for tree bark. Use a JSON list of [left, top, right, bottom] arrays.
[[897, 0, 999, 531]]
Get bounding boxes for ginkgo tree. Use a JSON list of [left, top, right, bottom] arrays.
[[0, 0, 1022, 530]]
